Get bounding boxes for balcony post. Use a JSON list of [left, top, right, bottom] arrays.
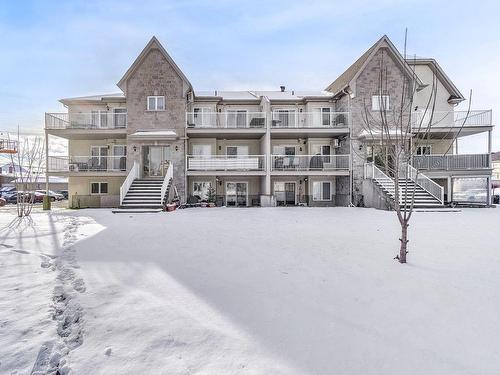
[[43, 130, 51, 210], [488, 130, 492, 167]]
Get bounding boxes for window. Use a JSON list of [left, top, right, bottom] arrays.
[[371, 95, 390, 111], [113, 108, 127, 128], [226, 110, 248, 128], [90, 182, 108, 195], [452, 177, 488, 203], [193, 107, 213, 127], [90, 146, 108, 171], [192, 144, 212, 157], [147, 96, 165, 111], [416, 145, 432, 155], [226, 146, 249, 158], [113, 145, 127, 171], [312, 181, 332, 201], [91, 110, 108, 128], [273, 109, 297, 128], [313, 108, 332, 126], [193, 181, 212, 200]]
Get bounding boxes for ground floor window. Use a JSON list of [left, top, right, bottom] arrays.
[[226, 182, 247, 207], [193, 181, 212, 200], [90, 182, 108, 195], [452, 177, 488, 203], [312, 181, 331, 201]]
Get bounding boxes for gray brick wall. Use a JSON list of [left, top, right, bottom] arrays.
[[349, 47, 410, 206], [124, 47, 188, 200]]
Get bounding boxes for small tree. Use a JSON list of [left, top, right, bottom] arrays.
[[358, 32, 469, 263], [207, 185, 216, 204], [9, 129, 45, 217]]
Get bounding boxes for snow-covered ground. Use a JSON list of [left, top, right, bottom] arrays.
[[1, 206, 500, 374]]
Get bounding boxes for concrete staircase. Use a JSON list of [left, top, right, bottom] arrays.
[[374, 177, 443, 208], [121, 179, 164, 209]]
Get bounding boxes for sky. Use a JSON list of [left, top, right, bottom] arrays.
[[0, 0, 499, 154]]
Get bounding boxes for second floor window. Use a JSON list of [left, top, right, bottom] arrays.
[[147, 96, 165, 111], [371, 95, 390, 111]]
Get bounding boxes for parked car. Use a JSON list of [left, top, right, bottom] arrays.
[[57, 190, 69, 199], [0, 186, 16, 198], [3, 191, 19, 204], [36, 190, 65, 202]]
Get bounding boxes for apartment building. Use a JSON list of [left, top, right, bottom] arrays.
[[45, 35, 494, 209]]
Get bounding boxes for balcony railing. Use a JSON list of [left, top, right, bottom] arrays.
[[272, 111, 349, 128], [412, 154, 491, 170], [48, 155, 127, 173], [186, 112, 266, 129], [271, 154, 350, 171], [45, 112, 127, 130], [186, 155, 266, 171], [413, 110, 492, 128]]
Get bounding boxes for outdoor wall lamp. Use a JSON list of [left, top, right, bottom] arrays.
[[175, 145, 179, 152], [133, 145, 137, 152]]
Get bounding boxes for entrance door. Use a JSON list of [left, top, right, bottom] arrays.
[[113, 145, 127, 171], [144, 146, 170, 177], [285, 183, 296, 205], [90, 146, 108, 171], [226, 182, 247, 207]]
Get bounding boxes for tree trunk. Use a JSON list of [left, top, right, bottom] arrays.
[[399, 222, 408, 263]]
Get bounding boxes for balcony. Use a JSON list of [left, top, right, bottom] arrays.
[[271, 111, 349, 128], [186, 112, 266, 129], [186, 155, 266, 174], [45, 112, 127, 129], [412, 154, 491, 171], [48, 155, 127, 174], [271, 154, 350, 174]]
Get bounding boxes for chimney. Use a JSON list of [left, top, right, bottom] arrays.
[[280, 85, 285, 92]]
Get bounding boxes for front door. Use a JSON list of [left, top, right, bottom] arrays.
[[285, 183, 296, 205], [226, 182, 247, 207], [144, 146, 170, 177]]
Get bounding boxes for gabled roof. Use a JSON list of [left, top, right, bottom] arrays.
[[117, 36, 192, 95], [325, 35, 424, 97], [406, 58, 465, 103]]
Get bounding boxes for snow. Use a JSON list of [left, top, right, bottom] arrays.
[[1, 206, 500, 374]]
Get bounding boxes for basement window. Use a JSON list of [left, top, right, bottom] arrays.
[[90, 182, 108, 195], [147, 96, 165, 111]]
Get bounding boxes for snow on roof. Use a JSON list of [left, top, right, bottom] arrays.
[[194, 90, 333, 101], [12, 176, 68, 184], [60, 93, 125, 104], [129, 130, 177, 139]]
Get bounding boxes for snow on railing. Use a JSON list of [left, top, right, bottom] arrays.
[[412, 154, 491, 170], [45, 112, 127, 129], [271, 111, 349, 128], [161, 162, 173, 206], [186, 112, 266, 128], [187, 155, 265, 171], [120, 161, 139, 205], [48, 155, 127, 172]]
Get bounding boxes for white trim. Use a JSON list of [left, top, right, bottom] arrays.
[[225, 181, 248, 207], [312, 180, 332, 201], [146, 95, 165, 111]]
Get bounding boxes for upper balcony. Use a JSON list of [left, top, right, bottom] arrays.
[[413, 110, 493, 137], [186, 112, 266, 139], [271, 111, 349, 137], [412, 154, 491, 174], [271, 154, 350, 176], [45, 112, 127, 139], [186, 155, 266, 176], [47, 155, 127, 176]]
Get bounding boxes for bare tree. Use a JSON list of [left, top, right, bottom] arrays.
[[358, 32, 470, 263], [8, 129, 45, 217]]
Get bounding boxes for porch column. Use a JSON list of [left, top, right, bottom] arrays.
[[488, 130, 492, 167], [43, 130, 51, 210]]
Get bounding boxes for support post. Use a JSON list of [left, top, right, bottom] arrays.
[[43, 130, 51, 210]]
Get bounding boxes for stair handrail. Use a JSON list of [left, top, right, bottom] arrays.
[[161, 162, 173, 206], [120, 161, 139, 205], [364, 162, 392, 181], [403, 163, 444, 204]]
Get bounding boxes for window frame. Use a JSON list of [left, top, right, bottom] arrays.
[[312, 181, 332, 201], [90, 181, 109, 195], [371, 95, 390, 111], [416, 145, 432, 155], [146, 96, 166, 111]]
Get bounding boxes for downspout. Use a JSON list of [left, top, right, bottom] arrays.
[[341, 88, 354, 207]]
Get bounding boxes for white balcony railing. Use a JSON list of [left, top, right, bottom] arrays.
[[48, 155, 127, 173], [413, 110, 492, 129], [45, 112, 127, 130], [412, 154, 491, 170], [271, 154, 350, 171], [272, 111, 349, 128], [186, 112, 266, 129], [186, 155, 265, 171]]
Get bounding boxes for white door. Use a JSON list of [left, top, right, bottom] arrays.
[[226, 182, 248, 207], [113, 145, 127, 171]]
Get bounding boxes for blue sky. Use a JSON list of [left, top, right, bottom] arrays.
[[0, 0, 499, 152]]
